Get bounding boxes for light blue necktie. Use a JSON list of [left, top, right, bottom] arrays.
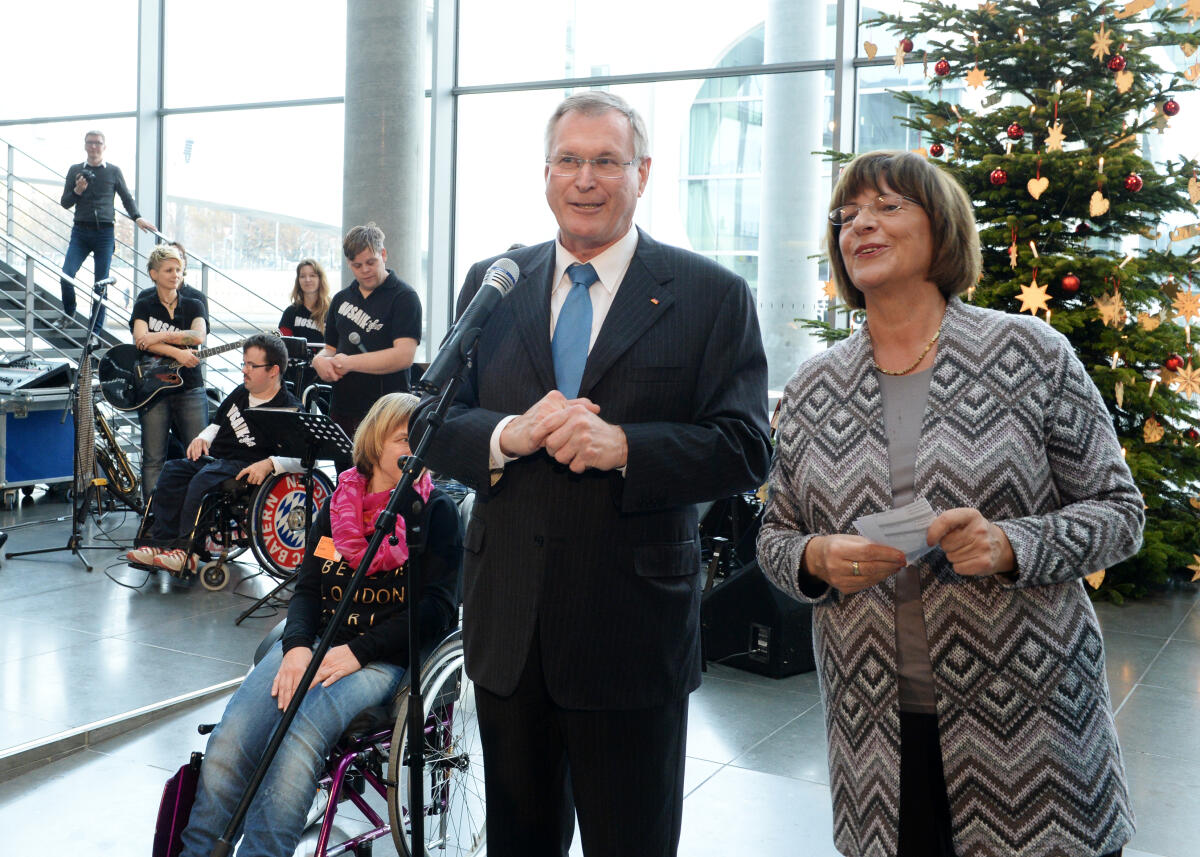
[[552, 263, 598, 398]]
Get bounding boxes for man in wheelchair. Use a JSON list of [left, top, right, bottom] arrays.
[[173, 393, 462, 857], [127, 333, 304, 575]]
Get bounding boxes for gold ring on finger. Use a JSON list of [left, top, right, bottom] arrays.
[[851, 560, 861, 576]]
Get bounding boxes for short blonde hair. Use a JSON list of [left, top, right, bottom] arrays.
[[146, 244, 184, 273], [826, 151, 981, 310], [353, 393, 420, 480]]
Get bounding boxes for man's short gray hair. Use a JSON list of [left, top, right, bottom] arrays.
[[544, 91, 649, 161], [84, 129, 105, 143]]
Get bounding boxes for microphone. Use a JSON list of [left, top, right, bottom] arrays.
[[419, 257, 519, 394], [94, 276, 117, 287], [347, 331, 369, 354]]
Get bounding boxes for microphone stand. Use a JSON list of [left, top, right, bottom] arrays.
[[7, 278, 113, 571], [210, 355, 471, 857]]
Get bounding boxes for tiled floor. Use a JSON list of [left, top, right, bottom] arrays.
[[0, 494, 1197, 856]]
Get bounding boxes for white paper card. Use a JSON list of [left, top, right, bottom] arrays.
[[852, 497, 937, 563]]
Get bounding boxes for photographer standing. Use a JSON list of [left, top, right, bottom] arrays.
[[59, 130, 155, 330]]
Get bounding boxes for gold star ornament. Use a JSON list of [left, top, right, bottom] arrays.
[[1174, 362, 1200, 398], [1017, 276, 1051, 314], [1091, 22, 1113, 60], [1186, 0, 1200, 24], [1172, 288, 1200, 322], [822, 280, 837, 300], [1045, 121, 1067, 151], [1084, 569, 1106, 589], [966, 65, 989, 89], [1095, 291, 1126, 327], [1189, 554, 1200, 583]]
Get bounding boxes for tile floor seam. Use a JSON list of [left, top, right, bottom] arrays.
[[1112, 639, 1175, 719]]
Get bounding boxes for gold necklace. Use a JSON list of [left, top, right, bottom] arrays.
[[872, 327, 941, 376]]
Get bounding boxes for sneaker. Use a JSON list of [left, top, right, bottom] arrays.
[[51, 316, 71, 330], [153, 549, 199, 576], [127, 545, 165, 565]]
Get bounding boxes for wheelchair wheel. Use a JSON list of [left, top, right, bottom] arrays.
[[200, 560, 229, 591], [249, 470, 334, 580], [387, 633, 486, 857]]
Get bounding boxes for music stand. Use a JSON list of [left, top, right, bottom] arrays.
[[233, 409, 351, 624]]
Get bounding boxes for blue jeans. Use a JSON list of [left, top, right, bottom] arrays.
[[147, 457, 245, 548], [60, 223, 115, 327], [180, 641, 406, 857], [139, 387, 208, 502]]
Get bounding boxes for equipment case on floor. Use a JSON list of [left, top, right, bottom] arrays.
[[0, 388, 76, 499]]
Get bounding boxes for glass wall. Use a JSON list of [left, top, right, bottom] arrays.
[[161, 105, 345, 330], [456, 0, 835, 86], [163, 0, 346, 107], [0, 1, 137, 118]]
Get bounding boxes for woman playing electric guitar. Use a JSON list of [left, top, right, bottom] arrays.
[[131, 244, 208, 502]]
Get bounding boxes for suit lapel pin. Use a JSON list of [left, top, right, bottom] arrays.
[[650, 298, 659, 305]]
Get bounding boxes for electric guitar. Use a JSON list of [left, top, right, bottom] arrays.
[[99, 336, 265, 411]]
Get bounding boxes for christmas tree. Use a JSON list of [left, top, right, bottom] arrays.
[[825, 0, 1200, 601]]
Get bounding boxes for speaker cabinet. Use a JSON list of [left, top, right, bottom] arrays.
[[701, 562, 815, 678]]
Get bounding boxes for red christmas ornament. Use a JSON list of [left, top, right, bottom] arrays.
[[1123, 173, 1144, 192], [1061, 273, 1081, 292], [1006, 122, 1025, 140], [929, 142, 944, 157], [1107, 54, 1127, 71], [1186, 427, 1200, 442], [989, 168, 1009, 186], [1165, 353, 1186, 372], [1163, 99, 1181, 117], [1075, 222, 1093, 235], [935, 58, 951, 76], [901, 37, 914, 53]]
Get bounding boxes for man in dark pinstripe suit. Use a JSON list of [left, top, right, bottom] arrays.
[[425, 91, 771, 857]]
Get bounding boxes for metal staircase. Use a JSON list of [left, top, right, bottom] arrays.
[[1, 134, 296, 493]]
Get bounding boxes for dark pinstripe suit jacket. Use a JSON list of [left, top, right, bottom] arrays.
[[424, 228, 771, 709]]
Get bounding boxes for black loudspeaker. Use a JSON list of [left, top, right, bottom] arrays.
[[701, 562, 816, 678]]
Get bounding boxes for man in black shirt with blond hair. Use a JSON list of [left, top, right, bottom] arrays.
[[59, 129, 156, 328]]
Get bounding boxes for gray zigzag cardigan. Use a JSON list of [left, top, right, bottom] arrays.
[[757, 298, 1143, 857]]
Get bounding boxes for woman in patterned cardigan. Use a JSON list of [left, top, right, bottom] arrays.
[[757, 151, 1142, 857]]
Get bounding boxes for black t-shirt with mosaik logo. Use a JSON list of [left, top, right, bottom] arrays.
[[129, 291, 208, 389], [325, 270, 422, 422], [206, 384, 301, 462]]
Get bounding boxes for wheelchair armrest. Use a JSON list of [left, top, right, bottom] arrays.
[[219, 476, 253, 495]]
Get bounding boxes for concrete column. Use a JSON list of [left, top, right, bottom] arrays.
[[757, 0, 827, 390], [134, 0, 162, 295], [343, 0, 424, 291]]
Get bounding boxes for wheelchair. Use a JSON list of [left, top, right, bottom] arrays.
[[134, 466, 335, 591], [155, 625, 485, 857]]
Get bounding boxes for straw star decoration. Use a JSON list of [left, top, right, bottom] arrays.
[[1017, 276, 1050, 314], [1091, 22, 1113, 59], [822, 280, 837, 300], [1189, 554, 1200, 583], [1174, 363, 1200, 398], [1172, 288, 1200, 322], [1186, 0, 1200, 24], [966, 65, 989, 89], [1095, 291, 1126, 327]]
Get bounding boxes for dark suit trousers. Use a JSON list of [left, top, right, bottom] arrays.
[[475, 627, 689, 857]]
